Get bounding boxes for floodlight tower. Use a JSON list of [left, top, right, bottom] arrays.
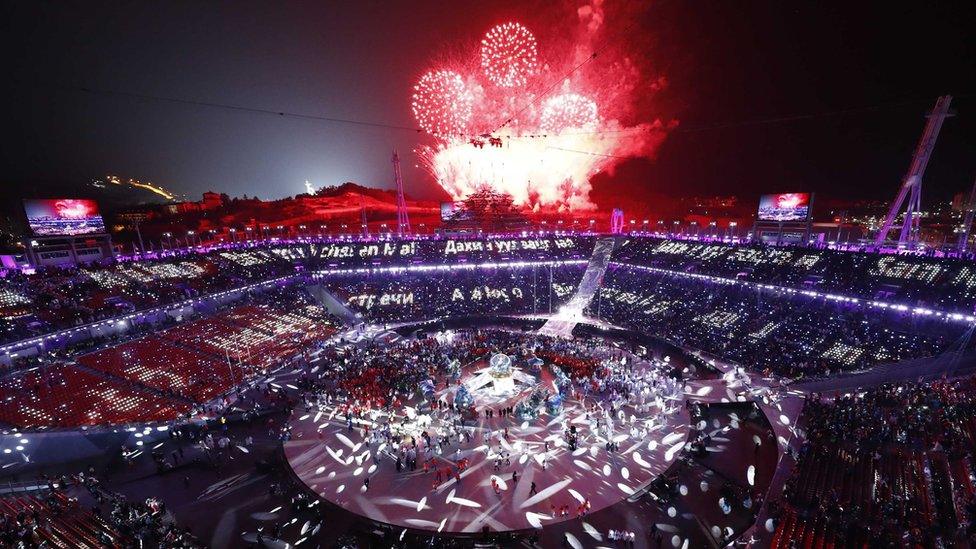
[[358, 191, 369, 237], [957, 177, 976, 253], [874, 95, 953, 249], [610, 208, 624, 234], [393, 150, 411, 235]]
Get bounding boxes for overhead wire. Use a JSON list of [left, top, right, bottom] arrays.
[[20, 80, 974, 163], [27, 81, 427, 134]]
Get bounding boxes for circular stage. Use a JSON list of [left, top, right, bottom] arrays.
[[283, 342, 692, 534]]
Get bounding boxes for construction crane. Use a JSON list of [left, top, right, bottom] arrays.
[[874, 95, 953, 249], [392, 150, 411, 235], [957, 177, 976, 253]]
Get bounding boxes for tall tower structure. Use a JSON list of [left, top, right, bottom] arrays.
[[874, 95, 953, 248], [393, 150, 411, 235], [610, 208, 625, 234]]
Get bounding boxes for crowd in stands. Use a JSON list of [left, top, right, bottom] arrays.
[[0, 235, 593, 345], [590, 265, 963, 379], [771, 376, 976, 546], [285, 234, 594, 268], [0, 287, 339, 429], [6, 233, 976, 346], [0, 364, 189, 429], [160, 293, 333, 370], [615, 236, 976, 313], [3, 232, 976, 427], [0, 248, 295, 344], [77, 339, 233, 404], [5, 232, 973, 348], [326, 264, 584, 323]]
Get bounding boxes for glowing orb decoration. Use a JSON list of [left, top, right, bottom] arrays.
[[480, 22, 538, 88], [540, 93, 599, 134], [411, 70, 473, 137], [489, 353, 513, 377], [466, 353, 535, 400]]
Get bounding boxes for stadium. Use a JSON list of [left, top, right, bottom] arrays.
[[0, 226, 975, 547], [2, 1, 976, 548]]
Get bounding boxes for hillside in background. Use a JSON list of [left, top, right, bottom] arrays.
[[124, 182, 445, 244]]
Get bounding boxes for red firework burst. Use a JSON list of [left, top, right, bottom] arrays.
[[480, 22, 538, 88], [540, 93, 599, 134], [411, 70, 473, 137]]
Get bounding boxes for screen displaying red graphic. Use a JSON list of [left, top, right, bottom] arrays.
[[757, 193, 812, 222], [24, 199, 106, 236]]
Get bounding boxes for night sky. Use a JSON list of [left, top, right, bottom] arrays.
[[2, 0, 974, 208]]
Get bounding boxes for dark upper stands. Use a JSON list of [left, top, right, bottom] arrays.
[[614, 236, 976, 313]]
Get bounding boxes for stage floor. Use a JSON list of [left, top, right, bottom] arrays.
[[283, 357, 691, 534]]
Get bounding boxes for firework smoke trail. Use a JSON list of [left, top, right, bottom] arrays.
[[413, 2, 674, 210]]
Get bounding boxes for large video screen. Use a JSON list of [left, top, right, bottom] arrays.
[[24, 199, 106, 236], [757, 193, 811, 222]]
